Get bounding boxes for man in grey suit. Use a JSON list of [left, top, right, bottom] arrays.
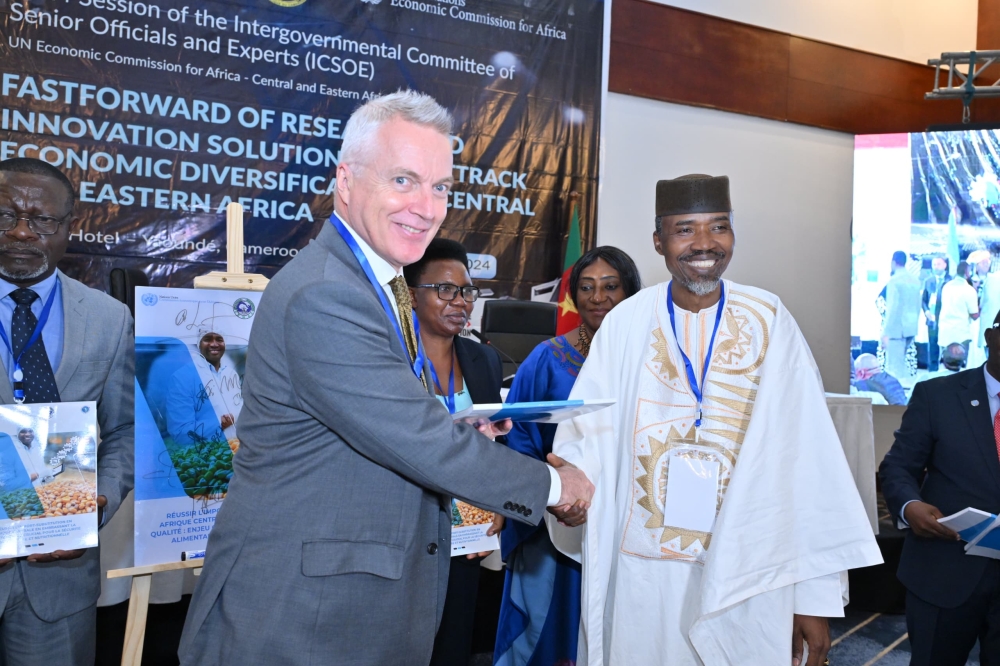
[[180, 91, 594, 665], [882, 250, 922, 382], [0, 158, 134, 664]]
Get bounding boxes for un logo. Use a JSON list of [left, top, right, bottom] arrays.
[[233, 298, 255, 319], [141, 293, 158, 307]]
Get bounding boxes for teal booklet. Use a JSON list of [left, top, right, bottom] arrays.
[[453, 399, 615, 424]]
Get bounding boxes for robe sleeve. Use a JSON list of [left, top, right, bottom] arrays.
[[792, 571, 847, 617]]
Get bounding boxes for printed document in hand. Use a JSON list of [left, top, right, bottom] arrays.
[[453, 399, 615, 424], [938, 508, 1000, 558]]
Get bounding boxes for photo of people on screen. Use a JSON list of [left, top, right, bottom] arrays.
[[165, 329, 243, 453], [14, 428, 52, 486], [852, 130, 1000, 404]]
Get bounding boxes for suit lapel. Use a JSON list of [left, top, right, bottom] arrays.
[[317, 223, 417, 374], [54, 271, 85, 395], [959, 368, 1000, 488]]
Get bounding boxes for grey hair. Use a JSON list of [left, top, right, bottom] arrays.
[[340, 90, 453, 166]]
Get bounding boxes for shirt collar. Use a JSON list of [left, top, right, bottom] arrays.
[[0, 271, 59, 303], [333, 212, 401, 287], [985, 364, 1000, 398]]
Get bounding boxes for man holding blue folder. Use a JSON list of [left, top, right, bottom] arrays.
[[880, 309, 1000, 665]]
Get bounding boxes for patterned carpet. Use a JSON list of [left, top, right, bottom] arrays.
[[829, 609, 979, 666]]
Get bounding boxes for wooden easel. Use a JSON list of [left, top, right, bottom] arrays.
[[107, 203, 268, 666]]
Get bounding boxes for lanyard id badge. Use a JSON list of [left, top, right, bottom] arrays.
[[666, 281, 725, 431], [0, 287, 58, 404]]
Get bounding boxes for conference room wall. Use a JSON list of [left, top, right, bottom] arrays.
[[649, 0, 977, 65]]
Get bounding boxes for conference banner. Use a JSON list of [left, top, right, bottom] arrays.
[[133, 286, 256, 566], [0, 0, 605, 298]]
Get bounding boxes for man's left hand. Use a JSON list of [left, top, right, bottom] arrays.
[[792, 614, 830, 666], [25, 496, 106, 564]]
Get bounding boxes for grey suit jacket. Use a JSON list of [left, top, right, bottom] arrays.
[[0, 270, 134, 622], [180, 223, 552, 666], [883, 270, 923, 339]]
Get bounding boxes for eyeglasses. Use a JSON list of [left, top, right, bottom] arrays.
[[415, 283, 481, 303], [0, 210, 71, 235]]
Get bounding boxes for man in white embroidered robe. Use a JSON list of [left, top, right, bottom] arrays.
[[549, 175, 882, 666]]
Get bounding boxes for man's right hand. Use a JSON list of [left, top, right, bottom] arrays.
[[547, 453, 594, 525], [904, 501, 960, 540]]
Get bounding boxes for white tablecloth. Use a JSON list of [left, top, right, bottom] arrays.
[[826, 393, 879, 534]]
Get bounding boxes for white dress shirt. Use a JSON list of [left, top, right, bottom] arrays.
[[333, 214, 563, 506]]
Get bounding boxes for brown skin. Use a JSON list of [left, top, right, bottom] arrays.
[[653, 211, 734, 312], [199, 333, 235, 429], [563, 258, 628, 355], [654, 208, 829, 659], [410, 258, 473, 395], [0, 173, 104, 565], [411, 259, 502, 556], [18, 429, 37, 481], [0, 172, 74, 288], [904, 325, 1000, 540], [793, 615, 830, 666]]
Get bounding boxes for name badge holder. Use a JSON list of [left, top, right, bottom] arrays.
[[0, 287, 58, 404]]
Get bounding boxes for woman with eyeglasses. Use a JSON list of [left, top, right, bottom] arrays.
[[494, 246, 642, 666], [404, 237, 504, 666]]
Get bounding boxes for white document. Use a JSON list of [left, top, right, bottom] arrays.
[[938, 507, 995, 537], [661, 453, 720, 533]]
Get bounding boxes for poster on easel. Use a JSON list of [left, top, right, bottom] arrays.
[[133, 286, 261, 566], [0, 402, 98, 558]]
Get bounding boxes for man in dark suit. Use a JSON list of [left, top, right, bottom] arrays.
[[0, 158, 133, 664], [922, 256, 949, 372], [880, 308, 1000, 665], [179, 91, 594, 665]]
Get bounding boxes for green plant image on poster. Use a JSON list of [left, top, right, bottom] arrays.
[[166, 437, 235, 499]]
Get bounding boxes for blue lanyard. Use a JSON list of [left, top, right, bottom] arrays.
[[329, 215, 425, 381], [666, 281, 725, 428], [426, 353, 456, 414], [0, 285, 58, 403]]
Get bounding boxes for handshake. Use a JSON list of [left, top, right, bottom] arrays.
[[547, 453, 594, 527]]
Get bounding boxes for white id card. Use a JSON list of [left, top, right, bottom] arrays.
[[661, 452, 721, 534]]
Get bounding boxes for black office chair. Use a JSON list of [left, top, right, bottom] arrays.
[[108, 267, 149, 316], [480, 300, 558, 383]]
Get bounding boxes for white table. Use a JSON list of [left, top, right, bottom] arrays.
[[826, 393, 879, 534]]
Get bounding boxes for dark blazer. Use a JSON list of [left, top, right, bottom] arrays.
[[180, 223, 551, 666], [455, 335, 504, 405], [922, 273, 946, 323], [430, 335, 505, 666], [880, 366, 1000, 608]]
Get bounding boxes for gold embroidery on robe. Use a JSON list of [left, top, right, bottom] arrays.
[[622, 286, 775, 564]]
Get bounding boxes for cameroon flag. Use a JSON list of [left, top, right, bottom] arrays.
[[555, 199, 583, 335]]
